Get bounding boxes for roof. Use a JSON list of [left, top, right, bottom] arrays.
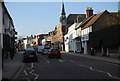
[[67, 14, 86, 21], [67, 14, 86, 27], [81, 10, 109, 30], [37, 34, 48, 37], [75, 14, 96, 30]]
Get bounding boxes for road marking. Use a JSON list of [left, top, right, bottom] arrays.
[[31, 63, 34, 68], [23, 70, 28, 75], [29, 69, 34, 74], [69, 60, 74, 63], [59, 60, 63, 62], [79, 64, 120, 79], [34, 75, 39, 80], [22, 78, 31, 81], [29, 69, 39, 80], [26, 68, 31, 70], [41, 57, 50, 63], [107, 73, 112, 77]]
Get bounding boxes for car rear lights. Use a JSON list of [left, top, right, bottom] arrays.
[[49, 52, 54, 54]]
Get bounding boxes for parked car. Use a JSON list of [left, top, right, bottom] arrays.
[[37, 46, 44, 53], [42, 46, 51, 55], [48, 48, 61, 58], [23, 48, 38, 62]]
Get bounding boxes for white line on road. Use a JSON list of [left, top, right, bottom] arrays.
[[31, 63, 34, 68], [79, 64, 120, 79], [41, 57, 50, 63], [69, 60, 74, 63], [107, 73, 112, 77], [29, 69, 39, 80], [58, 60, 63, 62], [26, 68, 31, 70], [34, 75, 39, 80], [23, 63, 39, 80], [29, 69, 34, 74], [23, 70, 28, 75]]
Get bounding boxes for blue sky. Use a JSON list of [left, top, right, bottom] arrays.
[[5, 2, 118, 38]]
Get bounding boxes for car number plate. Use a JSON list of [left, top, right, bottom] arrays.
[[29, 55, 33, 57]]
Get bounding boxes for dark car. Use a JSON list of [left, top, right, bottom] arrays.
[[23, 48, 38, 62], [48, 48, 61, 58]]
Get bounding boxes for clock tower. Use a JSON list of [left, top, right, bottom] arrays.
[[60, 2, 67, 35]]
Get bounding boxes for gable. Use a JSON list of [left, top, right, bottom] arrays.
[[81, 10, 118, 30]]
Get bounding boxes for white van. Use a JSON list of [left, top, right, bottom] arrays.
[[37, 46, 44, 53]]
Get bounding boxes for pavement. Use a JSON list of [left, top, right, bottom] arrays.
[[62, 51, 120, 65], [1, 51, 120, 80], [2, 52, 23, 80]]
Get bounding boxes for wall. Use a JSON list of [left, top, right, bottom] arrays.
[[0, 4, 3, 78], [0, 2, 3, 49], [23, 39, 27, 49], [64, 34, 69, 52]]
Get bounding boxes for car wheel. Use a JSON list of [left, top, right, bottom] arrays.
[[48, 55, 51, 58], [58, 56, 61, 58]]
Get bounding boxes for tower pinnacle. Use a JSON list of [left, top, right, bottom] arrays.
[[61, 2, 66, 15]]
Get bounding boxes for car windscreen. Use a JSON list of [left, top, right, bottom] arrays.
[[50, 49, 59, 52], [26, 50, 36, 55], [44, 47, 50, 49]]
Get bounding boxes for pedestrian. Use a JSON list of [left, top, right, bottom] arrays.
[[81, 47, 84, 53], [91, 47, 94, 55], [10, 48, 13, 59]]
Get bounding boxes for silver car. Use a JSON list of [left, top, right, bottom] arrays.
[[42, 46, 51, 55]]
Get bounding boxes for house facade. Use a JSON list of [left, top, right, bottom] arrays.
[[64, 22, 81, 53], [64, 7, 94, 54], [64, 7, 119, 57], [0, 2, 17, 69], [1, 2, 17, 60], [81, 10, 119, 56], [37, 34, 48, 46], [0, 2, 3, 57]]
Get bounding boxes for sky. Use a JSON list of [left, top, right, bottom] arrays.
[[4, 1, 119, 38]]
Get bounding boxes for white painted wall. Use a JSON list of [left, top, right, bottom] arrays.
[[64, 23, 81, 52], [64, 34, 69, 52], [81, 26, 92, 54], [23, 39, 27, 49]]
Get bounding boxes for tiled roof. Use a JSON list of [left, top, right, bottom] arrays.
[[67, 14, 86, 27], [67, 14, 86, 22], [81, 10, 109, 30], [76, 14, 95, 30]]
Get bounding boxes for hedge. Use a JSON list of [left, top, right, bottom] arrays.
[[89, 24, 120, 48]]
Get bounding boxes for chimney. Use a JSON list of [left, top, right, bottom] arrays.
[[86, 7, 93, 18]]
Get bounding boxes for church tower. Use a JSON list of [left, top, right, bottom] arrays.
[[60, 2, 67, 35]]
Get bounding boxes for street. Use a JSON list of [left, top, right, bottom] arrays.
[[12, 52, 120, 80]]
